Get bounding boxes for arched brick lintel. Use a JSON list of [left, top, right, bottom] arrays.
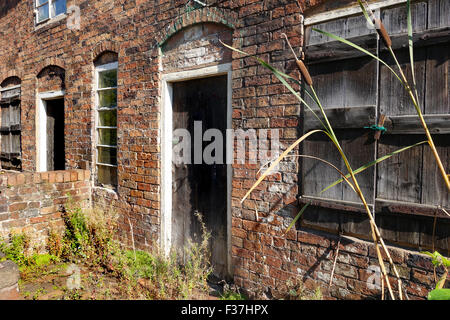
[[35, 57, 66, 76], [92, 40, 119, 61], [157, 7, 238, 47], [0, 70, 22, 86]]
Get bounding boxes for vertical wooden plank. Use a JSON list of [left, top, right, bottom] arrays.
[[10, 101, 20, 126], [307, 13, 375, 47], [10, 133, 20, 155], [381, 1, 427, 35], [376, 212, 399, 244], [425, 43, 450, 114], [376, 134, 424, 203], [341, 130, 375, 203], [380, 47, 426, 116], [306, 57, 377, 109], [1, 104, 10, 128], [421, 134, 450, 207], [428, 0, 450, 29], [302, 134, 343, 200], [302, 129, 375, 203], [435, 220, 450, 255], [396, 213, 421, 247], [47, 104, 55, 171]]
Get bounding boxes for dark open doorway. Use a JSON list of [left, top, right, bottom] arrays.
[[171, 75, 229, 280], [45, 98, 65, 171]]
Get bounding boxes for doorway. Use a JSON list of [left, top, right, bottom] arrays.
[[45, 98, 65, 171], [161, 64, 232, 280], [38, 94, 65, 171]]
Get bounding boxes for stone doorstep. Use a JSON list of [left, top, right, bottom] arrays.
[[0, 260, 20, 300]]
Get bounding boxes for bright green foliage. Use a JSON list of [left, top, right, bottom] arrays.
[[422, 251, 450, 268], [0, 234, 31, 266], [220, 290, 247, 300], [428, 289, 450, 300]]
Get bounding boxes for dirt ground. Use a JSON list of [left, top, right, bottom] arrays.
[[18, 263, 220, 300]]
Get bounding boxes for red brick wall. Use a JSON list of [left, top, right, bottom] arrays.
[[0, 0, 445, 300], [232, 221, 445, 300], [0, 170, 91, 250]]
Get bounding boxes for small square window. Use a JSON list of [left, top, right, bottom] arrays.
[[36, 0, 66, 24]]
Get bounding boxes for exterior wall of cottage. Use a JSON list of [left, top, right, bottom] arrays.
[[0, 0, 445, 300], [0, 169, 91, 250]]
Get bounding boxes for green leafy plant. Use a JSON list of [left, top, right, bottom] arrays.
[[220, 290, 247, 300], [0, 233, 32, 266], [422, 251, 450, 300]]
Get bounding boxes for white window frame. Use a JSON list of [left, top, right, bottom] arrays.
[[94, 61, 118, 187], [35, 0, 67, 24]]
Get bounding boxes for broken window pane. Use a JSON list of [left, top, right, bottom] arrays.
[[97, 165, 118, 186], [98, 128, 117, 146], [97, 146, 117, 165], [98, 109, 117, 127], [98, 69, 117, 89], [98, 89, 117, 108], [37, 0, 48, 6]]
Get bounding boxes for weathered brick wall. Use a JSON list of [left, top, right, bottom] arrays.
[[0, 0, 445, 300], [0, 170, 91, 250], [232, 219, 446, 300]]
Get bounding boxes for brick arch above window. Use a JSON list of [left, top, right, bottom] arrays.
[[1, 71, 22, 86], [0, 76, 21, 88], [92, 40, 119, 62], [157, 7, 238, 47], [35, 57, 65, 77], [36, 65, 65, 93]]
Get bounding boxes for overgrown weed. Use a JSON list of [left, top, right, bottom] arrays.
[[4, 199, 213, 300]]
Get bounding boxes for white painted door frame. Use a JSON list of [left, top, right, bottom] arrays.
[[36, 90, 65, 172], [160, 63, 233, 276]]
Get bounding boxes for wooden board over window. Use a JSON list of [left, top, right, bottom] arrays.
[[302, 0, 450, 252], [0, 85, 21, 171]]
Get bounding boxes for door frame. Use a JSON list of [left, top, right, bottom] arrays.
[[36, 90, 65, 172], [160, 63, 232, 277]]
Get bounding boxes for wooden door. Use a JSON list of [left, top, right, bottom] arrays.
[[172, 75, 228, 279], [46, 98, 65, 171]]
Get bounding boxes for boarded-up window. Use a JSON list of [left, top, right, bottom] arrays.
[[0, 84, 21, 171], [95, 61, 118, 188], [302, 0, 450, 251]]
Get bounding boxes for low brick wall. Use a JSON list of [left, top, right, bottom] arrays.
[[0, 170, 91, 250], [232, 223, 446, 300]]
